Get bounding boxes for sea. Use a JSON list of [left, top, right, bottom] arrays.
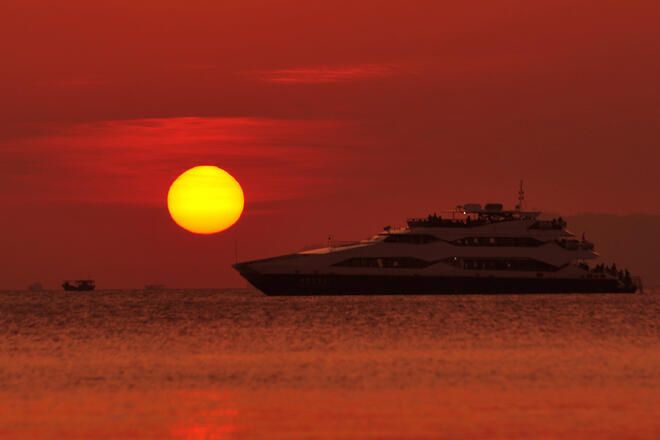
[[1, 288, 659, 439]]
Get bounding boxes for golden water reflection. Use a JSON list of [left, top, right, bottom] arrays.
[[170, 392, 239, 440]]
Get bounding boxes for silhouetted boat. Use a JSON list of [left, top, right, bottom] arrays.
[[27, 282, 43, 292], [234, 182, 641, 295], [62, 280, 95, 291], [144, 284, 165, 291]]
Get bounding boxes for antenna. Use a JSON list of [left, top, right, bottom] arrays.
[[517, 180, 525, 211]]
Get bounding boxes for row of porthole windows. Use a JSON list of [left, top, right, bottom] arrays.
[[446, 257, 558, 272], [298, 277, 328, 287], [384, 234, 544, 247], [332, 256, 559, 271], [332, 257, 432, 269], [453, 237, 543, 247], [384, 234, 437, 244]]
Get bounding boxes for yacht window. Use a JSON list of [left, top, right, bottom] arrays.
[[444, 257, 558, 272], [451, 237, 543, 247], [384, 234, 438, 244], [333, 257, 432, 268]]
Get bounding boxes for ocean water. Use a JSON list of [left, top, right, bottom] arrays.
[[1, 289, 659, 439]]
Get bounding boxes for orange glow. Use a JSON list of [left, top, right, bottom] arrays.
[[167, 166, 244, 234]]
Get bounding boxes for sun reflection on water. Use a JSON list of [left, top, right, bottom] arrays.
[[170, 392, 240, 440]]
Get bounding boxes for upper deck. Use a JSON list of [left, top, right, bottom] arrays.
[[407, 203, 547, 228]]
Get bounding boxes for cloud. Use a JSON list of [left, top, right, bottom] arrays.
[[253, 63, 400, 84], [35, 77, 112, 89], [0, 117, 358, 206]]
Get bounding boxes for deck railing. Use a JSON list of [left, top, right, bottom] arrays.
[[328, 240, 361, 248]]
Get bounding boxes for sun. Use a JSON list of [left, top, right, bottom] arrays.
[[167, 166, 244, 234]]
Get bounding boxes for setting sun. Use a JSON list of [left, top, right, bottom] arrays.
[[167, 166, 244, 234]]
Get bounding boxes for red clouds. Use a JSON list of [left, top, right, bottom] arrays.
[[254, 64, 400, 84], [0, 117, 351, 207]]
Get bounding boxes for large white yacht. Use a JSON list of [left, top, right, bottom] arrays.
[[234, 184, 639, 295]]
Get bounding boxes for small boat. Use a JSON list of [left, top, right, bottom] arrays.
[[62, 280, 96, 291], [28, 282, 43, 292], [144, 284, 165, 291]]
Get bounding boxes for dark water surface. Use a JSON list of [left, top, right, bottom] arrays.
[[2, 289, 659, 439]]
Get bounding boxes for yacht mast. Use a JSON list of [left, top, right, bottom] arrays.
[[517, 180, 525, 212]]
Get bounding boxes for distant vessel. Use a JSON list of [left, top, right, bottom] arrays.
[[62, 280, 95, 291], [234, 183, 640, 295], [144, 284, 165, 291], [27, 282, 43, 292]]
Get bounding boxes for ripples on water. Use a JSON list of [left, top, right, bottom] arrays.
[[1, 289, 659, 439]]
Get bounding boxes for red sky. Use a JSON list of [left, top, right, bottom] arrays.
[[1, 1, 659, 288]]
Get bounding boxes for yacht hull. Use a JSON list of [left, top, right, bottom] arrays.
[[62, 285, 95, 291], [236, 272, 637, 296]]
